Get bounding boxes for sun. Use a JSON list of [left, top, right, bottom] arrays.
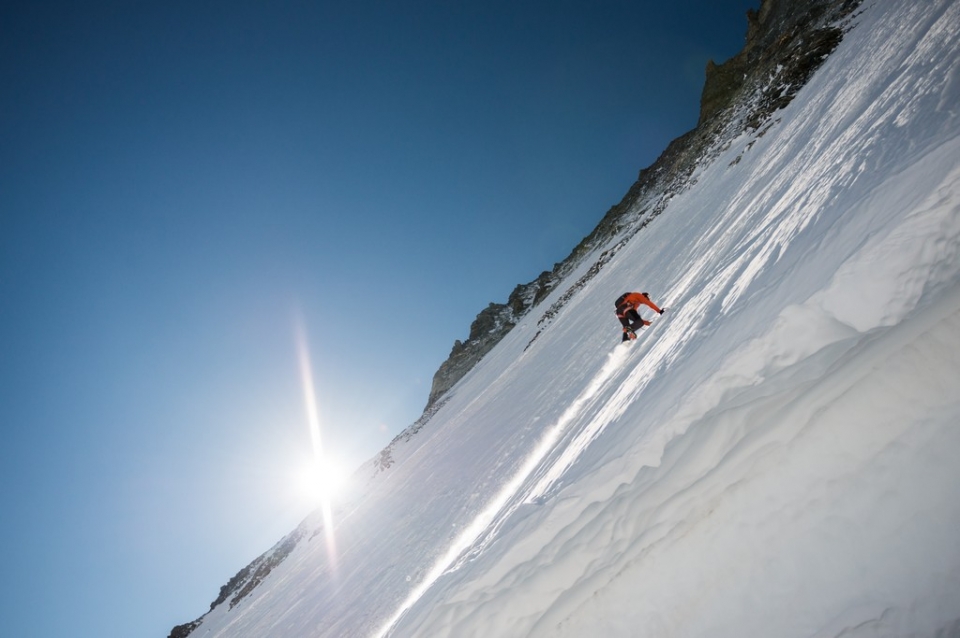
[[294, 457, 348, 507]]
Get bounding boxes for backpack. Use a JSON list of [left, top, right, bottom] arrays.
[[614, 292, 650, 308]]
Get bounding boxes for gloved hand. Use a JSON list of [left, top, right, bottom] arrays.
[[659, 308, 665, 314]]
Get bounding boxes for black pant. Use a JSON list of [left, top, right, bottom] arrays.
[[616, 304, 643, 330]]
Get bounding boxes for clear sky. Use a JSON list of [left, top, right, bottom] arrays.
[[0, 1, 755, 636]]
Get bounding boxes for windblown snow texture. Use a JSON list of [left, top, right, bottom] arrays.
[[174, 1, 960, 636]]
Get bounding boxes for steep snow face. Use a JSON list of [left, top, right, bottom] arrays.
[[185, 1, 960, 636]]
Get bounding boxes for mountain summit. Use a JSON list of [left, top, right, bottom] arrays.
[[171, 0, 960, 635]]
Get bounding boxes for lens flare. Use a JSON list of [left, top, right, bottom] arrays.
[[295, 321, 338, 575]]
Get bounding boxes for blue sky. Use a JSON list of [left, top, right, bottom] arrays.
[[0, 1, 755, 636]]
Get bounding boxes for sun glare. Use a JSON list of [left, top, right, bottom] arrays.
[[295, 458, 347, 507], [295, 317, 340, 575]]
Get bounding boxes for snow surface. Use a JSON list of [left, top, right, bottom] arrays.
[[188, 1, 960, 636]]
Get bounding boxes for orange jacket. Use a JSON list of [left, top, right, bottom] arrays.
[[618, 292, 662, 314]]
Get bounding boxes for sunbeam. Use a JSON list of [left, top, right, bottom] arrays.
[[295, 320, 339, 576]]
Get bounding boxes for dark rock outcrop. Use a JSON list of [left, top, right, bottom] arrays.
[[168, 620, 201, 638]]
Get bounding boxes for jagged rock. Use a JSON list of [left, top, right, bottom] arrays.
[[700, 0, 860, 126], [168, 620, 201, 638]]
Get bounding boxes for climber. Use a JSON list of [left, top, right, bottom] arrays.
[[615, 292, 664, 342]]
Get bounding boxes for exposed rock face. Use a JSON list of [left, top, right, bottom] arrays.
[[700, 0, 858, 128], [168, 620, 201, 638], [426, 0, 863, 407]]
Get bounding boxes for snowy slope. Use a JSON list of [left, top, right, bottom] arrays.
[[183, 1, 960, 636]]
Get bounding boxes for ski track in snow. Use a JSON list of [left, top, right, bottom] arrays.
[[187, 1, 960, 637]]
